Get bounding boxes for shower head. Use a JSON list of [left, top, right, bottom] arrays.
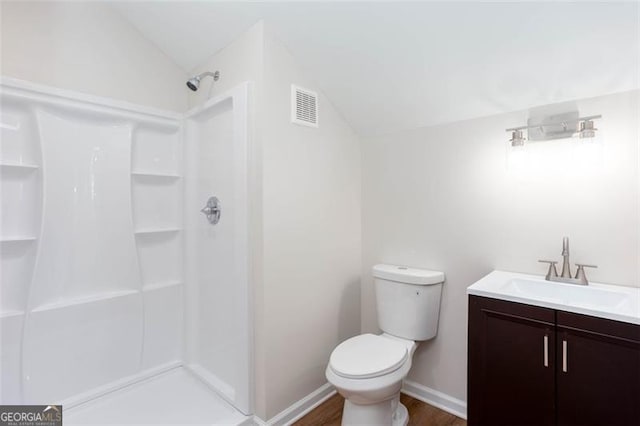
[[186, 77, 200, 91], [186, 70, 220, 91]]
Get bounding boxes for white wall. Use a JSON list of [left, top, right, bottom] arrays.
[[187, 21, 264, 109], [260, 27, 362, 420], [1, 1, 187, 112], [361, 90, 639, 403]]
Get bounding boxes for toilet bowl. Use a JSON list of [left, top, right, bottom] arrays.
[[326, 333, 416, 426], [326, 264, 444, 426]]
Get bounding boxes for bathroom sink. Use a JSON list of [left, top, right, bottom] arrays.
[[500, 278, 630, 310], [468, 271, 640, 325]]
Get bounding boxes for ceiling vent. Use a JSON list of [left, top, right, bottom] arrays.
[[291, 85, 318, 128]]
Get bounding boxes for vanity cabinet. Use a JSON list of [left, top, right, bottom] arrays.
[[555, 311, 640, 425], [468, 295, 640, 426]]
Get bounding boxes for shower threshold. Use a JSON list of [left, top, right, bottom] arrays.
[[65, 367, 251, 425]]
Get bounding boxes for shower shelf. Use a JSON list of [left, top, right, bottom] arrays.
[[143, 280, 182, 292], [0, 162, 39, 170], [134, 228, 181, 235], [131, 171, 181, 179], [0, 236, 37, 242], [0, 310, 24, 319], [31, 289, 139, 313]]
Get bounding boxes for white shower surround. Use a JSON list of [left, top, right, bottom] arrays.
[[0, 77, 253, 418], [183, 83, 253, 414]]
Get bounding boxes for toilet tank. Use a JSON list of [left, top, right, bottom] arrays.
[[373, 264, 445, 341]]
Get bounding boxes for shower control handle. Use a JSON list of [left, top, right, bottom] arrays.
[[201, 196, 221, 225]]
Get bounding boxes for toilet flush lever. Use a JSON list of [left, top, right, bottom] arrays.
[[201, 196, 221, 225]]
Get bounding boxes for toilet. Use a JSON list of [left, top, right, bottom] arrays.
[[326, 264, 445, 426]]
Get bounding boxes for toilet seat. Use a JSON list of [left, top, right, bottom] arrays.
[[329, 334, 408, 379]]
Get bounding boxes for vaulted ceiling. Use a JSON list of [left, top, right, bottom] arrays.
[[113, 1, 639, 135]]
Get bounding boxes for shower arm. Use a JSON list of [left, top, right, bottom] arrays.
[[197, 71, 220, 81]]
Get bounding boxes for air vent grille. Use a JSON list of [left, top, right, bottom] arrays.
[[291, 85, 318, 128]]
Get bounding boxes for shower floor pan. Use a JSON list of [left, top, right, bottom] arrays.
[[65, 367, 250, 425]]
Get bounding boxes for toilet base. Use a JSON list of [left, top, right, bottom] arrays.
[[392, 402, 408, 426], [341, 397, 408, 426]]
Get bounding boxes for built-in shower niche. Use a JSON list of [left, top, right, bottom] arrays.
[[1, 313, 23, 404], [0, 96, 42, 405], [142, 283, 183, 369], [0, 167, 41, 240], [0, 235, 37, 405], [0, 98, 42, 309], [132, 175, 181, 232], [131, 125, 181, 177], [131, 123, 184, 369], [0, 99, 40, 166], [134, 208, 183, 370], [135, 231, 181, 288], [0, 165, 40, 316], [131, 123, 183, 284], [1, 240, 36, 314]]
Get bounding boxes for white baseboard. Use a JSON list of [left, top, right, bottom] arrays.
[[251, 380, 465, 425], [402, 380, 467, 420], [252, 383, 336, 426]]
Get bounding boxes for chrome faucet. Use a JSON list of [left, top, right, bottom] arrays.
[[560, 237, 572, 279], [539, 237, 597, 285]]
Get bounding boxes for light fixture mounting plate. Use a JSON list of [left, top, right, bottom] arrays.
[[527, 111, 579, 141]]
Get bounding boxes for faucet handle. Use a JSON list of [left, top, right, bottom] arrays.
[[575, 263, 597, 285], [538, 260, 559, 280], [575, 263, 597, 269]]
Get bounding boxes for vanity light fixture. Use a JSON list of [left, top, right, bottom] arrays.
[[510, 130, 526, 147], [506, 113, 601, 145], [578, 119, 597, 139]]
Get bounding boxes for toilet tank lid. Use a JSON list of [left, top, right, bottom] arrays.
[[372, 264, 445, 285]]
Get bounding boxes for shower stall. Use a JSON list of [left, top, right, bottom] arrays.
[[0, 78, 254, 424]]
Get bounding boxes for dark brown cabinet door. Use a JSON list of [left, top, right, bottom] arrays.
[[468, 296, 556, 426], [556, 312, 640, 426]]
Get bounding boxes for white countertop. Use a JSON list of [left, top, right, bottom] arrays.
[[467, 270, 640, 325]]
